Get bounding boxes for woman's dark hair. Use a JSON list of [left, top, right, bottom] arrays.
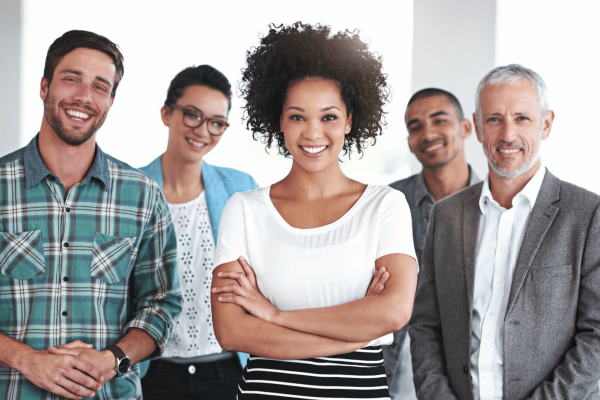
[[240, 22, 390, 156], [44, 30, 124, 97], [165, 65, 233, 111]]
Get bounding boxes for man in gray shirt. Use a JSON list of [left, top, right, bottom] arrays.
[[384, 88, 480, 399]]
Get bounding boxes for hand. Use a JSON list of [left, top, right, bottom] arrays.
[[365, 266, 389, 297], [213, 256, 281, 323], [55, 340, 94, 350], [19, 347, 104, 400], [47, 347, 117, 383]]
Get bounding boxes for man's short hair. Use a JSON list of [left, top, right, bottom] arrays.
[[475, 64, 548, 122], [407, 88, 464, 120], [164, 65, 233, 111], [44, 30, 124, 97]]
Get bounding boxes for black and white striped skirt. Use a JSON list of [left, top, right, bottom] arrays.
[[237, 346, 390, 399]]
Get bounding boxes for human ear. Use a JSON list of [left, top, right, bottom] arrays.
[[461, 119, 472, 139], [541, 110, 554, 141], [161, 105, 172, 127], [472, 113, 483, 143], [40, 77, 49, 102], [345, 111, 353, 134]]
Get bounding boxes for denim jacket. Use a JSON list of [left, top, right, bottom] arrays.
[[138, 155, 259, 375]]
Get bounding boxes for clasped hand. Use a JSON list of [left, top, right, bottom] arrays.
[[20, 340, 114, 400], [212, 256, 390, 324]]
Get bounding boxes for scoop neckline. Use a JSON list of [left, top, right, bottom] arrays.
[[264, 184, 372, 234], [167, 190, 205, 208]]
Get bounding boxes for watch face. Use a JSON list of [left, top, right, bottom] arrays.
[[118, 358, 131, 374]]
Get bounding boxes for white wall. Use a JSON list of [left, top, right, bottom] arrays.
[[0, 0, 21, 156], [496, 0, 600, 194], [17, 0, 414, 187], [411, 0, 496, 178]]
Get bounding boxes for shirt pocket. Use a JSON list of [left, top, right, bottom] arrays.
[[90, 231, 137, 284], [0, 230, 46, 280]]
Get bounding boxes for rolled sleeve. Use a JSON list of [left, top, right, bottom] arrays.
[[125, 189, 182, 358]]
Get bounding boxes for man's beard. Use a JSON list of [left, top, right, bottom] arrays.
[[44, 92, 107, 146], [484, 127, 542, 179]]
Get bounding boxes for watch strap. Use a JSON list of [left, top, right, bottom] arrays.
[[107, 345, 127, 360]]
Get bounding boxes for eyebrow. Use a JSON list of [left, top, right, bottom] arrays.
[[59, 69, 113, 87], [406, 110, 450, 128], [183, 104, 227, 119], [285, 106, 340, 112]]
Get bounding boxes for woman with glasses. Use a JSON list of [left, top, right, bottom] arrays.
[[139, 65, 258, 399], [211, 23, 418, 399]]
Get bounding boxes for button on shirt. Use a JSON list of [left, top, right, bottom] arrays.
[[471, 165, 546, 400], [0, 136, 182, 399]]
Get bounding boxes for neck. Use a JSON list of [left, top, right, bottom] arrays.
[[488, 159, 541, 209], [38, 123, 96, 193], [279, 161, 352, 200], [161, 147, 204, 203], [421, 152, 470, 202]]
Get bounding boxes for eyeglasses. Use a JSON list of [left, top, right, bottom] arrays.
[[170, 103, 229, 136]]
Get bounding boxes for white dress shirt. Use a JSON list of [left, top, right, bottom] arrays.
[[470, 165, 546, 400]]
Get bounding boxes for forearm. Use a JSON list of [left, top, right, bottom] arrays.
[[116, 328, 157, 365], [272, 254, 417, 342], [215, 308, 363, 359], [0, 332, 33, 369], [273, 295, 409, 343]]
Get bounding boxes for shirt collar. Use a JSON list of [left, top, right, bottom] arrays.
[[24, 134, 110, 189], [415, 164, 479, 206], [478, 163, 546, 215]]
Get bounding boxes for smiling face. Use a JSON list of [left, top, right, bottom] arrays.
[[162, 85, 229, 163], [40, 47, 116, 146], [405, 95, 471, 169], [474, 79, 553, 179], [280, 78, 352, 173]]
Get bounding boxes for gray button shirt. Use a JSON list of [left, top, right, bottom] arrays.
[[383, 165, 481, 398]]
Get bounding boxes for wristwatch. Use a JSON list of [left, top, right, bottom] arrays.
[[107, 345, 131, 377]]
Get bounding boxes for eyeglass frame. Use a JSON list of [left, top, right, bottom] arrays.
[[169, 103, 230, 136]]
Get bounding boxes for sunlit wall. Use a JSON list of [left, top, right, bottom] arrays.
[[20, 0, 414, 187]]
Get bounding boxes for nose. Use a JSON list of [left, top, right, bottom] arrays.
[[192, 119, 210, 138], [73, 84, 92, 104], [303, 119, 324, 140], [498, 119, 519, 143], [422, 122, 439, 141]]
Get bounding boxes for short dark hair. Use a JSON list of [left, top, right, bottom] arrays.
[[240, 22, 390, 157], [44, 30, 124, 97], [164, 65, 233, 111], [407, 88, 464, 120]]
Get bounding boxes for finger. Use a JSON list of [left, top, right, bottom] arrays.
[[56, 374, 97, 399], [213, 284, 247, 296], [48, 382, 84, 400], [366, 269, 384, 296], [217, 271, 251, 289], [47, 346, 78, 356], [69, 357, 105, 385], [217, 295, 246, 307], [239, 256, 257, 287], [58, 340, 94, 349]]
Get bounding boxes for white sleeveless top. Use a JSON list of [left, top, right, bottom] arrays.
[[214, 185, 418, 346]]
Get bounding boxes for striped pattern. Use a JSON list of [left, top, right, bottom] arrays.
[[238, 346, 390, 399], [0, 138, 182, 400]]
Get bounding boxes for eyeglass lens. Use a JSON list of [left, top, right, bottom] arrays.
[[182, 110, 228, 135]]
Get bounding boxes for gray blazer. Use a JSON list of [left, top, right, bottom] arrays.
[[409, 169, 600, 400]]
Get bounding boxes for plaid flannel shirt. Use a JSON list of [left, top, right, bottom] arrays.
[[0, 136, 182, 399]]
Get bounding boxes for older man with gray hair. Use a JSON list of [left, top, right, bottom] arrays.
[[409, 64, 600, 400]]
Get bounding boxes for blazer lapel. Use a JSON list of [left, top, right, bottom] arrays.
[[463, 184, 483, 312], [506, 170, 561, 313]]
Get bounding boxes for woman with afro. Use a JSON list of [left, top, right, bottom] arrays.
[[211, 23, 418, 398]]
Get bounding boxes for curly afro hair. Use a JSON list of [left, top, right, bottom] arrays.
[[240, 22, 390, 156]]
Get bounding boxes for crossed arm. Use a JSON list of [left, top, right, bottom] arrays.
[[211, 253, 417, 359]]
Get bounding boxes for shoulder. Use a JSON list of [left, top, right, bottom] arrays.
[[203, 162, 258, 191], [105, 153, 163, 200], [435, 181, 483, 212], [389, 173, 418, 195], [0, 147, 26, 168], [556, 179, 600, 213], [366, 185, 410, 214], [138, 155, 162, 181]]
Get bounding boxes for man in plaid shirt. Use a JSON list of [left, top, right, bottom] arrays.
[[0, 30, 182, 399]]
